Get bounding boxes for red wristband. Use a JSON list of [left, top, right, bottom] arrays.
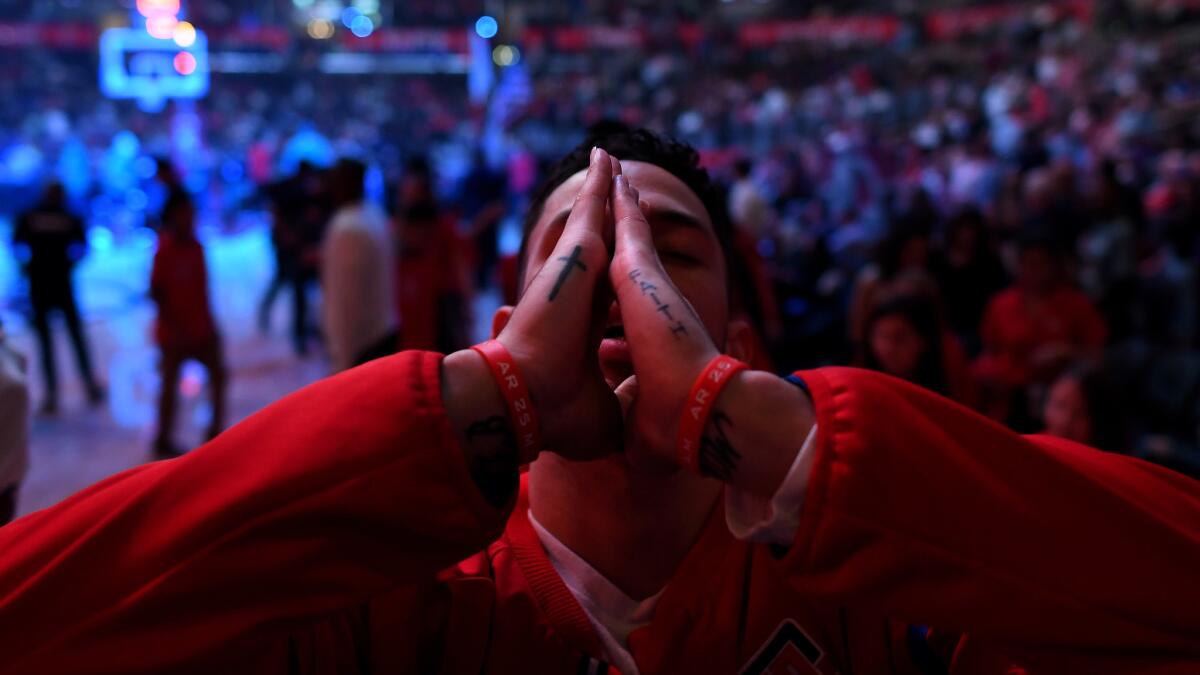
[[471, 340, 543, 459], [678, 355, 749, 473]]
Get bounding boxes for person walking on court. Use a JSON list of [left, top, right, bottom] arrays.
[[149, 192, 227, 457]]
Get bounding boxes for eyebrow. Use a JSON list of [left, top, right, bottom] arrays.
[[645, 207, 709, 233]]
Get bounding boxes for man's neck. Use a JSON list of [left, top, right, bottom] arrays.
[[528, 453, 722, 600]]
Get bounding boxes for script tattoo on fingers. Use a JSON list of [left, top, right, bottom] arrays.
[[548, 245, 588, 301], [464, 415, 519, 506], [698, 411, 741, 481], [628, 268, 688, 338]]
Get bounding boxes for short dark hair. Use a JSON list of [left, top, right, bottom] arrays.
[[161, 189, 193, 223], [863, 293, 948, 396], [518, 123, 734, 290]]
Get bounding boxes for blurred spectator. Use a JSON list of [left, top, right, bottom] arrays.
[[395, 157, 471, 353], [321, 158, 397, 372], [259, 160, 315, 336], [12, 181, 103, 414], [150, 192, 225, 457], [1042, 361, 1128, 454], [861, 294, 975, 406], [262, 162, 330, 357], [151, 157, 189, 230], [976, 236, 1107, 425], [460, 148, 508, 290], [931, 207, 1008, 353], [1136, 220, 1197, 349], [0, 320, 30, 525], [1079, 160, 1142, 342], [848, 221, 937, 348], [728, 158, 769, 239]]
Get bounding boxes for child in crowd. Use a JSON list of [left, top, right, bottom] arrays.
[[861, 294, 976, 407], [1042, 362, 1128, 454], [150, 193, 226, 457]]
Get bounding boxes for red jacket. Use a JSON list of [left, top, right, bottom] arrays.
[[1, 352, 1197, 674], [977, 285, 1107, 387]]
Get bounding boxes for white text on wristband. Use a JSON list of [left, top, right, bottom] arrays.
[[678, 355, 748, 473], [471, 340, 542, 459]]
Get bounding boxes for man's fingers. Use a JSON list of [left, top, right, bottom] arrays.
[[561, 146, 613, 242], [521, 147, 612, 308], [611, 174, 656, 266]]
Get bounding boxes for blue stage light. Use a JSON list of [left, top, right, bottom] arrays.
[[350, 15, 374, 38], [475, 15, 498, 39]]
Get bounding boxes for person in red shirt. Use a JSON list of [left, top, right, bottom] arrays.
[[149, 192, 226, 457], [1, 128, 1198, 675], [393, 156, 472, 354], [975, 235, 1107, 423]]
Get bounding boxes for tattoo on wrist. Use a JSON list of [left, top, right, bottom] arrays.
[[464, 415, 519, 506], [698, 411, 741, 482], [548, 245, 587, 301], [628, 268, 689, 338]]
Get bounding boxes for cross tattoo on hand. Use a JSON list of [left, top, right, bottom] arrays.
[[548, 246, 588, 301]]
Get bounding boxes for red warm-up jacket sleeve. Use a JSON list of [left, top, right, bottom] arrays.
[[786, 367, 1200, 674], [0, 351, 509, 675]]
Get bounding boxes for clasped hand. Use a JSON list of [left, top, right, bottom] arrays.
[[493, 146, 722, 469]]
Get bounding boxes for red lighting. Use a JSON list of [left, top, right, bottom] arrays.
[[173, 51, 197, 75]]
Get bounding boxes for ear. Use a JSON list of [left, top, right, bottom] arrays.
[[491, 305, 515, 339], [723, 317, 757, 365]]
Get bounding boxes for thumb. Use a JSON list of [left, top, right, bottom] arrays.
[[614, 375, 639, 420]]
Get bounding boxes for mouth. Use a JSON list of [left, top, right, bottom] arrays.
[[598, 323, 632, 387], [602, 324, 625, 341]]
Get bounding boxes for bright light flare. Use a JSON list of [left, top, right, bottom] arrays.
[[492, 44, 519, 66], [306, 19, 335, 39], [172, 21, 196, 47]]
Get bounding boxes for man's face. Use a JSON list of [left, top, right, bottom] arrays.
[[520, 160, 729, 387], [1018, 247, 1056, 293]]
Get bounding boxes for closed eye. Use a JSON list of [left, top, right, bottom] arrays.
[[659, 250, 701, 266]]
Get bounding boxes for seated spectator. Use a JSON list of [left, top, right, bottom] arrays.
[[861, 294, 976, 407], [848, 221, 938, 348], [1079, 160, 1141, 342], [1042, 362, 1128, 454], [728, 158, 769, 239], [931, 207, 1008, 354], [975, 235, 1107, 425]]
